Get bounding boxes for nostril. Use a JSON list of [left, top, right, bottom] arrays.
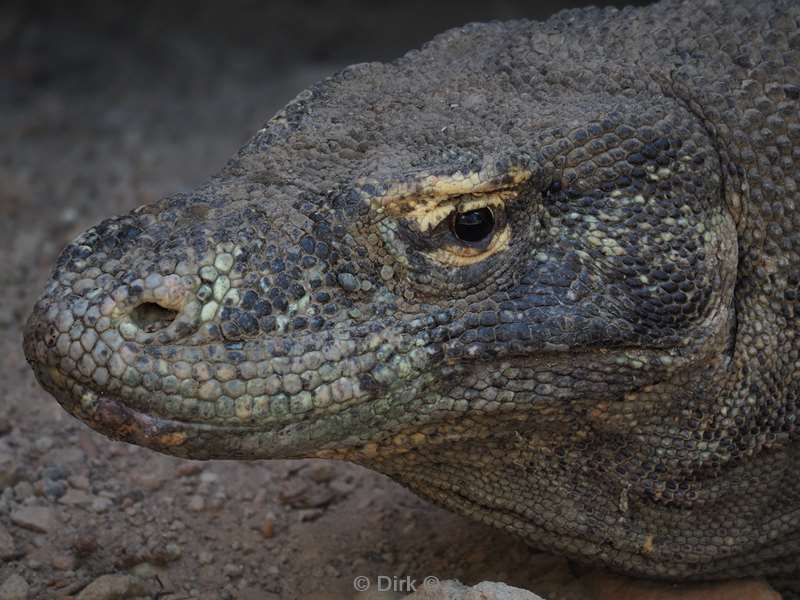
[[129, 302, 179, 334]]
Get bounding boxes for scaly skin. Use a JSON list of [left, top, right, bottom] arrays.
[[22, 0, 800, 582]]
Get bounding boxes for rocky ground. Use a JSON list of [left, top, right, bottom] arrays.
[[0, 2, 782, 599]]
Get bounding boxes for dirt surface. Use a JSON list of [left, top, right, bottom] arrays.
[[0, 2, 672, 599]]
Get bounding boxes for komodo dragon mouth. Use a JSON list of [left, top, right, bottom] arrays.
[[22, 0, 800, 583]]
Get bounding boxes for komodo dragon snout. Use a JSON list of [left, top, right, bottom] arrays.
[[23, 0, 800, 582]]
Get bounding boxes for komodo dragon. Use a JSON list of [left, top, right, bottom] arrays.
[[22, 0, 800, 584]]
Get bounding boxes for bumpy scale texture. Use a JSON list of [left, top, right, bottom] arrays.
[[22, 0, 800, 583]]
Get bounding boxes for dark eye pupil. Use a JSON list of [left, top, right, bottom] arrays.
[[451, 207, 495, 243]]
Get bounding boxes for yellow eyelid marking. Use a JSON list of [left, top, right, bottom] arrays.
[[364, 165, 531, 206], [366, 166, 529, 231]]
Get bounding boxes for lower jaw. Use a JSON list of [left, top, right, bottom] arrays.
[[33, 345, 688, 462], [32, 365, 342, 460]]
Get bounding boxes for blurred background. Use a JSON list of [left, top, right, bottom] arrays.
[[0, 2, 658, 599], [1, 0, 656, 236]]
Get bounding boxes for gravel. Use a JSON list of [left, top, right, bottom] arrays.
[[0, 574, 28, 600], [0, 455, 19, 489], [0, 526, 15, 561], [9, 506, 59, 533], [402, 581, 546, 600], [76, 574, 146, 600]]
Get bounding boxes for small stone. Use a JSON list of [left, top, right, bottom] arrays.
[[297, 486, 334, 509], [199, 471, 219, 484], [188, 495, 205, 512], [241, 541, 256, 556], [51, 552, 76, 571], [76, 574, 145, 600], [223, 563, 244, 578], [307, 463, 335, 483], [72, 533, 98, 558], [41, 465, 67, 481], [404, 580, 545, 600], [90, 497, 113, 513], [10, 506, 59, 533], [380, 265, 394, 280], [176, 463, 204, 477], [164, 543, 182, 561], [278, 480, 308, 506], [68, 474, 91, 490], [129, 562, 159, 578], [0, 453, 19, 487], [324, 564, 340, 577], [207, 493, 226, 510], [259, 517, 274, 539], [0, 525, 16, 560], [59, 489, 93, 506], [33, 436, 54, 453], [131, 470, 166, 492], [78, 432, 100, 460], [12, 481, 33, 501], [43, 446, 85, 466], [0, 574, 28, 600], [297, 508, 324, 522], [170, 519, 185, 532], [41, 479, 67, 500], [198, 551, 214, 565]]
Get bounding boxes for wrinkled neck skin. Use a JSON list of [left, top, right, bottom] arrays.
[[23, 0, 800, 581]]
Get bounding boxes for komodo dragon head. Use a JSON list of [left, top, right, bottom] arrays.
[[23, 1, 800, 581]]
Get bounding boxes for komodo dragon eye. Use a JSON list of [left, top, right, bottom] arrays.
[[450, 207, 495, 243], [417, 192, 512, 266]]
